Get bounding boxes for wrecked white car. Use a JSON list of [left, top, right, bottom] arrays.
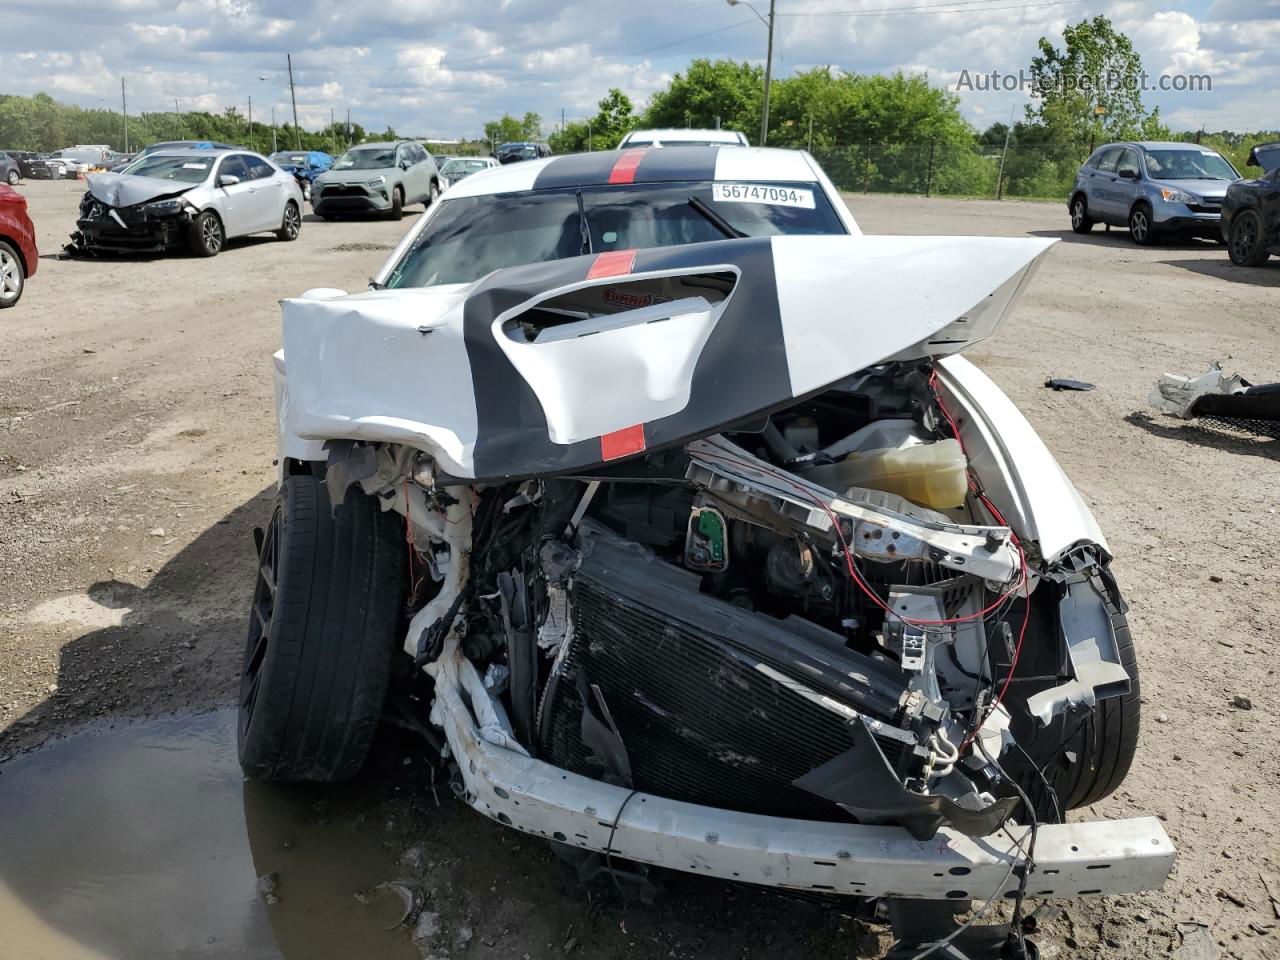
[[71, 148, 304, 257], [241, 147, 1173, 958]]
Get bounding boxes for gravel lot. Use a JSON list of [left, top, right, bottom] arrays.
[[1, 179, 1278, 959]]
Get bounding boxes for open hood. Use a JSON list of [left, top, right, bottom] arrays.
[[85, 172, 196, 208], [280, 234, 1054, 480]]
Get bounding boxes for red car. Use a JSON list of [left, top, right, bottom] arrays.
[[0, 184, 37, 308]]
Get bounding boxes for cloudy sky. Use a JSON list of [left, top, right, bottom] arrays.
[[2, 0, 1275, 139]]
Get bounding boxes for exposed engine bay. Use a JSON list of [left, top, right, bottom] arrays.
[[331, 360, 1135, 845]]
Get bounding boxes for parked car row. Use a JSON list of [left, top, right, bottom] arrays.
[[1068, 139, 1280, 266]]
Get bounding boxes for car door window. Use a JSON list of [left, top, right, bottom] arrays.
[[1094, 148, 1122, 173], [218, 155, 249, 182], [244, 155, 274, 180], [1116, 149, 1140, 178]]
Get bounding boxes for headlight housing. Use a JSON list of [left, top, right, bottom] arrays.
[[1160, 188, 1197, 205], [143, 197, 191, 216], [366, 176, 386, 187]]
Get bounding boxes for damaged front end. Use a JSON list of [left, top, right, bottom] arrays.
[[68, 175, 197, 254], [276, 235, 1173, 953]]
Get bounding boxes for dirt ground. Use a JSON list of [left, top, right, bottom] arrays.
[[1, 179, 1278, 960]]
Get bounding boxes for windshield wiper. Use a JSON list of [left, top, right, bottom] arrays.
[[576, 190, 592, 256], [688, 196, 746, 239]]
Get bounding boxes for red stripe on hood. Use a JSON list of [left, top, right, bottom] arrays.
[[586, 249, 637, 280], [608, 148, 647, 184], [600, 424, 646, 461]]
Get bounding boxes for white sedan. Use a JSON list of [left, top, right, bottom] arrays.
[[71, 148, 304, 257]]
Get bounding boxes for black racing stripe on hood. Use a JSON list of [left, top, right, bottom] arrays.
[[633, 146, 719, 183], [463, 237, 790, 481], [531, 152, 629, 190]]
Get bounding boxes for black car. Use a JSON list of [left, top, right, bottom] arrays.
[[495, 141, 552, 164], [1221, 149, 1280, 266], [2, 151, 49, 180]]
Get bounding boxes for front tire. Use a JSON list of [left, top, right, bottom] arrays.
[[386, 186, 404, 220], [428, 179, 440, 206], [1002, 581, 1141, 818], [1228, 210, 1270, 266], [1128, 203, 1157, 246], [238, 475, 407, 782], [5, 169, 18, 186], [276, 201, 301, 242], [0, 239, 25, 308], [188, 210, 224, 257], [1069, 195, 1094, 234]]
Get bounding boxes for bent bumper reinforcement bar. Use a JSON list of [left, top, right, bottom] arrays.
[[429, 649, 1176, 901]]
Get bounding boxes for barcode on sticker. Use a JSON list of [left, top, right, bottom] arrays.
[[712, 183, 815, 208]]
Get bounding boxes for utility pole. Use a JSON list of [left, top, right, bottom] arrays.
[[287, 53, 301, 150], [248, 96, 253, 150], [331, 107, 336, 154], [346, 108, 351, 149], [586, 119, 592, 152], [271, 105, 278, 153], [121, 76, 129, 153], [561, 108, 565, 136], [760, 0, 775, 146], [726, 0, 774, 144], [175, 97, 181, 139], [996, 122, 1012, 200]]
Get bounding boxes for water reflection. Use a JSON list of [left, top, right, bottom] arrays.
[[0, 711, 421, 960]]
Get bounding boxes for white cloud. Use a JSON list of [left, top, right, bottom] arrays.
[[0, 0, 1272, 138]]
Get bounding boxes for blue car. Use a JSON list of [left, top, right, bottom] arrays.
[[269, 150, 334, 201], [1068, 141, 1241, 245]]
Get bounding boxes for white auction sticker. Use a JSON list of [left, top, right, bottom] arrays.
[[712, 183, 815, 209]]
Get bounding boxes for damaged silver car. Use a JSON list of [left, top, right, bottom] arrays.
[[70, 148, 304, 257], [241, 147, 1172, 959]]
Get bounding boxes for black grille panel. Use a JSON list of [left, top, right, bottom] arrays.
[[538, 533, 908, 821]]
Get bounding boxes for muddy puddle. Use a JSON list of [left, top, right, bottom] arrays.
[[0, 711, 430, 960]]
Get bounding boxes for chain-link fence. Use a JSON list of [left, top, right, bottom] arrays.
[[810, 142, 1094, 200]]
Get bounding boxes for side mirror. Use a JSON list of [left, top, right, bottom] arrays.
[[217, 174, 241, 187], [399, 159, 411, 170], [1117, 168, 1138, 180]]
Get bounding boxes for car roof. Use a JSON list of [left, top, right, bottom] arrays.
[[349, 141, 404, 149], [1100, 141, 1224, 151], [624, 128, 747, 143], [445, 146, 821, 199]]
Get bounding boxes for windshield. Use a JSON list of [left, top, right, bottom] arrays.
[[120, 154, 214, 182], [272, 153, 310, 166], [441, 159, 489, 175], [1143, 148, 1238, 180], [334, 147, 395, 170], [385, 180, 845, 289]]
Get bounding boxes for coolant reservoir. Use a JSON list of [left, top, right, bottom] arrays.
[[806, 438, 969, 509]]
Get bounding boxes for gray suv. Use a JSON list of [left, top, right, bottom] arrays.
[[312, 141, 440, 220], [1068, 141, 1240, 245]]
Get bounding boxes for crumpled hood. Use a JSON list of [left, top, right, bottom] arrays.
[[85, 173, 195, 208], [279, 234, 1055, 480]]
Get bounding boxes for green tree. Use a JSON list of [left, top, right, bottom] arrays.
[[548, 88, 637, 152], [1026, 16, 1169, 143], [484, 113, 533, 145], [642, 59, 763, 138]]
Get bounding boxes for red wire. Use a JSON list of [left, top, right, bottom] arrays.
[[927, 370, 1033, 745], [694, 447, 1026, 627]]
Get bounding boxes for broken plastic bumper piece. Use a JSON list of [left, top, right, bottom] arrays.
[[431, 645, 1175, 901]]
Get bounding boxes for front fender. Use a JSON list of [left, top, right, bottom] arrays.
[[933, 355, 1108, 564]]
